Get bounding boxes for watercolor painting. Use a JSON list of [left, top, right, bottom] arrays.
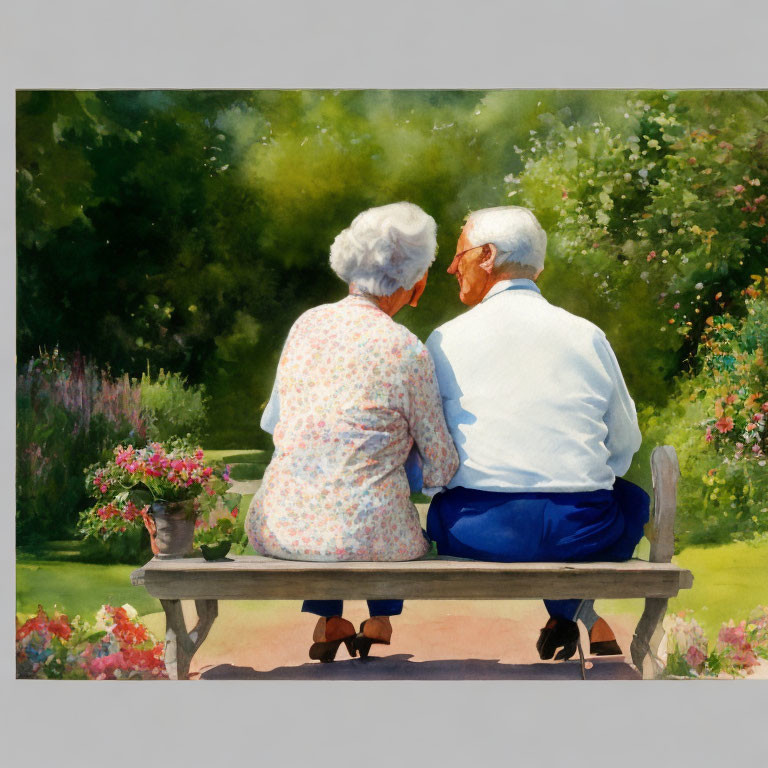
[[15, 89, 768, 681]]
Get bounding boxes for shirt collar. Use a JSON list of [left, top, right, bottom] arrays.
[[481, 278, 542, 303]]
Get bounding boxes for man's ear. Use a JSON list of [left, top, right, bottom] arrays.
[[478, 243, 497, 275]]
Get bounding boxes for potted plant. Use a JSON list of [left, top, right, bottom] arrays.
[[194, 503, 251, 560], [79, 438, 240, 559]]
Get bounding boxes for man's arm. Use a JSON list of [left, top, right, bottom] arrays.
[[595, 334, 642, 476]]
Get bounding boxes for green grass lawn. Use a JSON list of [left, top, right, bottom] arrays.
[[16, 560, 162, 620]]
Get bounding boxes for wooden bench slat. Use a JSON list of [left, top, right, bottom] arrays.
[[131, 555, 692, 601]]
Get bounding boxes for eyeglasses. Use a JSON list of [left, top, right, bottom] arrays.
[[448, 243, 489, 273]]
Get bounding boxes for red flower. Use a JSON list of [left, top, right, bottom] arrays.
[[48, 614, 72, 640], [16, 605, 50, 641]]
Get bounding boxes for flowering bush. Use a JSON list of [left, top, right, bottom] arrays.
[[78, 438, 240, 542], [17, 349, 210, 550], [16, 603, 166, 680], [16, 349, 148, 545], [643, 273, 768, 545], [663, 606, 768, 678]]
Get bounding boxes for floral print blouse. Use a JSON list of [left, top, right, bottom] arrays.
[[245, 294, 459, 562]]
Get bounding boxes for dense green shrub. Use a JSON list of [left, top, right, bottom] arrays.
[[139, 368, 208, 443]]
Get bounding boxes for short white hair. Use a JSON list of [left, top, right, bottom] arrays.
[[329, 202, 437, 296], [465, 206, 547, 273]]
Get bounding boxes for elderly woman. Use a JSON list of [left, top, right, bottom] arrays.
[[246, 202, 459, 662]]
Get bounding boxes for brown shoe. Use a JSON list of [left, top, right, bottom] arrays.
[[309, 616, 357, 663], [588, 617, 622, 656], [355, 616, 392, 658]]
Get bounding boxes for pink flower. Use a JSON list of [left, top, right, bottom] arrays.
[[705, 426, 713, 443], [673, 302, 680, 310], [100, 485, 108, 493], [685, 645, 707, 668], [202, 467, 213, 477], [733, 184, 745, 194], [717, 621, 759, 669], [753, 413, 764, 422], [195, 449, 204, 460], [647, 251, 656, 262]]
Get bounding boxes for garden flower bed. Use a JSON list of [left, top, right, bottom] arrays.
[[16, 603, 166, 680]]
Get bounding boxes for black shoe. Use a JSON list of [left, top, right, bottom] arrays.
[[536, 617, 580, 661]]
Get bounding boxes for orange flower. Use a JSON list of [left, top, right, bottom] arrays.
[[715, 416, 734, 433]]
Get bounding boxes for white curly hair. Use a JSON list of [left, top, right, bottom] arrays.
[[329, 202, 437, 296], [465, 206, 547, 273]]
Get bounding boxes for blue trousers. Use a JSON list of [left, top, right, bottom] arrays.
[[302, 600, 404, 618], [426, 477, 650, 621]]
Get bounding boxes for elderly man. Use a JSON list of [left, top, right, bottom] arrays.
[[423, 205, 650, 662]]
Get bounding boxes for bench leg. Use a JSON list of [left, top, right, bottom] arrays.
[[630, 597, 668, 680], [160, 599, 218, 680]]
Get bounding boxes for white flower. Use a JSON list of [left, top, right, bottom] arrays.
[[695, 282, 704, 290], [93, 606, 112, 632], [121, 604, 138, 621]]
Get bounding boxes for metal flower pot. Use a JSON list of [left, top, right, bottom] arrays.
[[145, 500, 197, 559]]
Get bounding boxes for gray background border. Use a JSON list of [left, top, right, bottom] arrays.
[[2, 1, 766, 765]]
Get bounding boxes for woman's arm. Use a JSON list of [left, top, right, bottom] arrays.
[[405, 344, 460, 488]]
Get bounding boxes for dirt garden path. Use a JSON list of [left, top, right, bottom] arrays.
[[143, 598, 649, 680]]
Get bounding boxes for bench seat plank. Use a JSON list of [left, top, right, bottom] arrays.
[[131, 555, 692, 601]]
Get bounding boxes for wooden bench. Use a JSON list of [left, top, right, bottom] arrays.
[[131, 445, 693, 680]]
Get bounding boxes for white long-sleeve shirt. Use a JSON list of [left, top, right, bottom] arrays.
[[424, 279, 642, 493]]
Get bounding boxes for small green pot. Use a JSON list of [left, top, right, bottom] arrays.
[[201, 541, 232, 561]]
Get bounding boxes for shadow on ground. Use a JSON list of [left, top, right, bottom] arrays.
[[196, 654, 640, 681]]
